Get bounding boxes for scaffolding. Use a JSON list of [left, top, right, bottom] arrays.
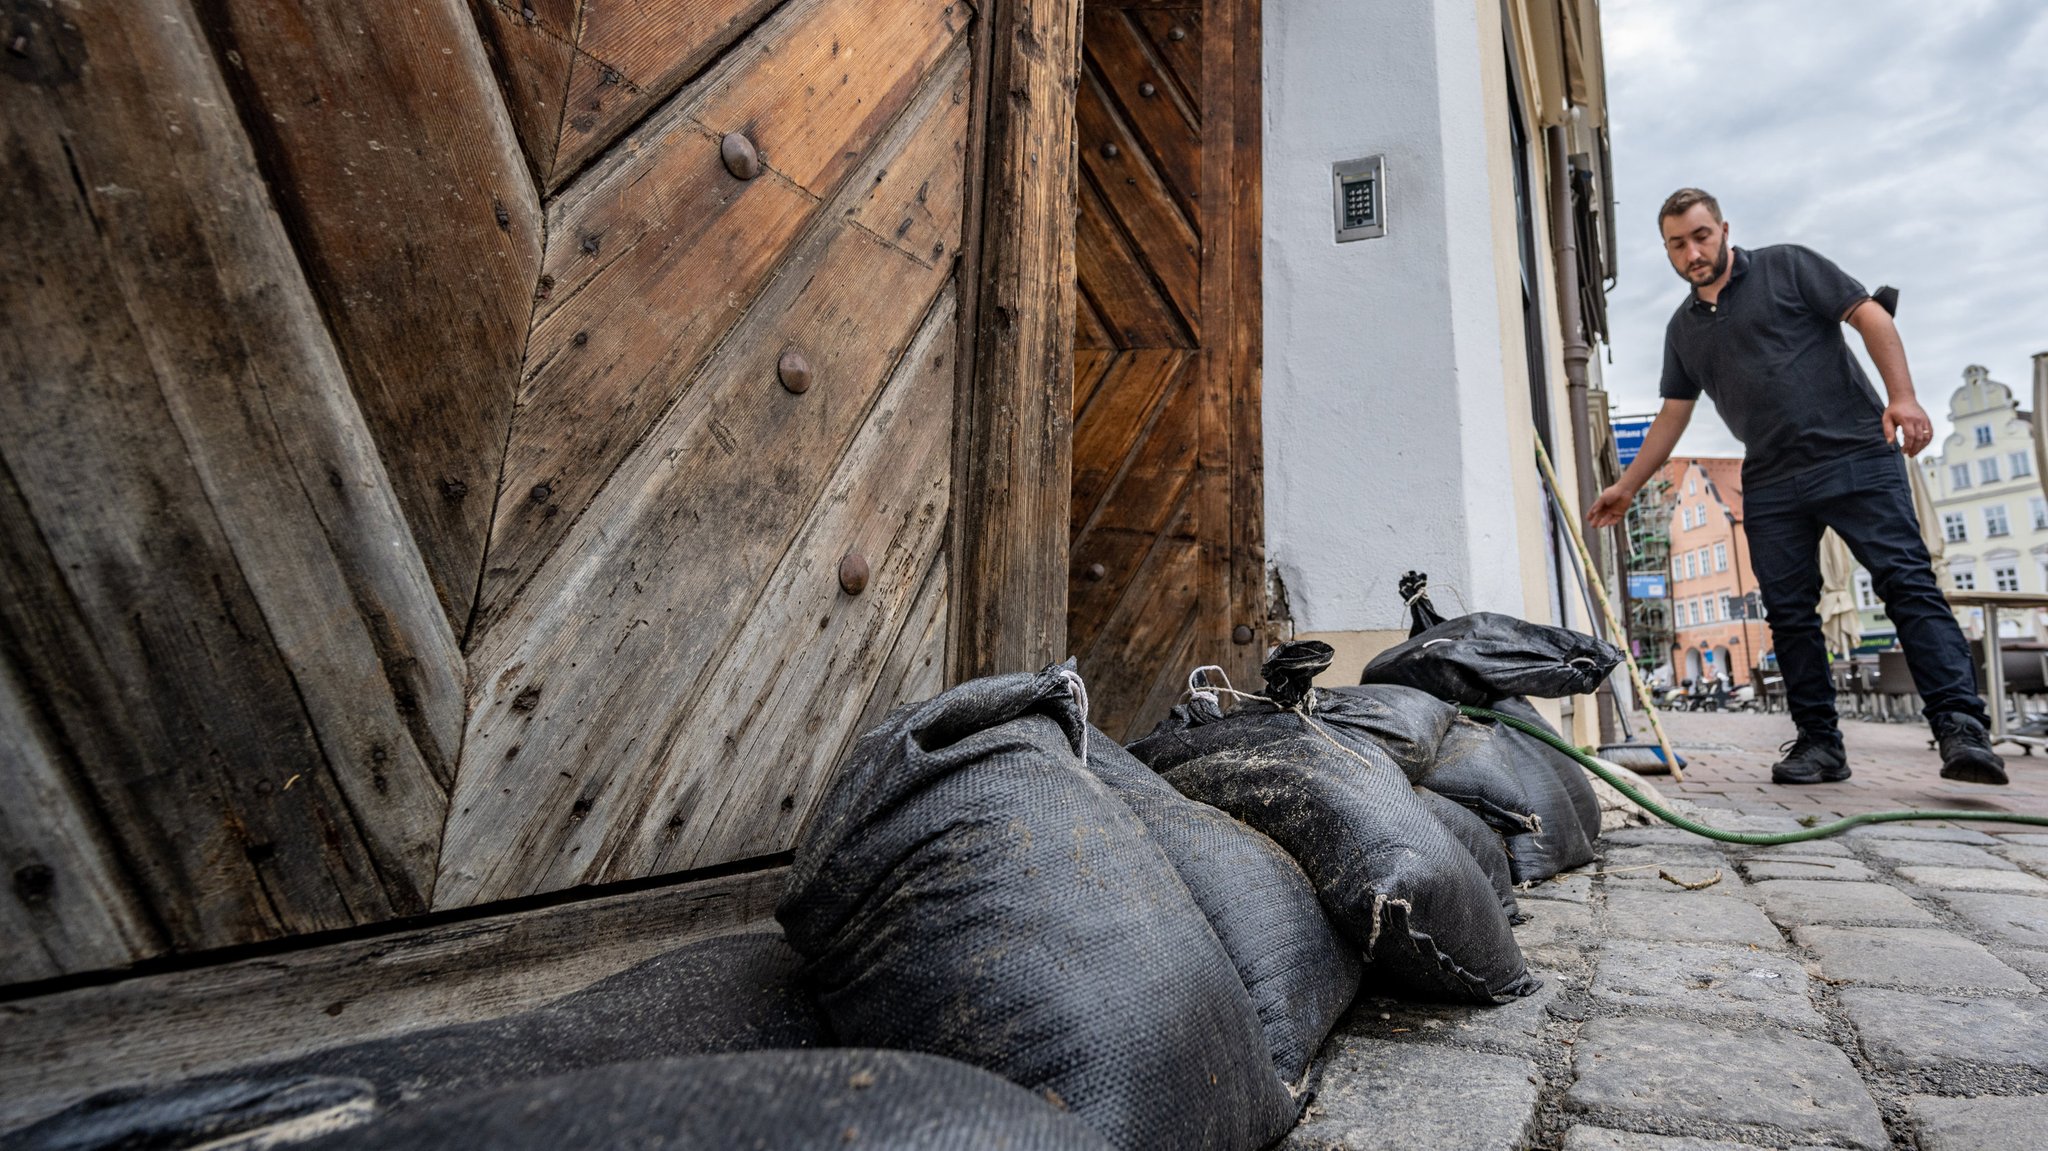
[[1623, 475, 1674, 671]]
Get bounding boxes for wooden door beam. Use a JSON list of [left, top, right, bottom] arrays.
[[951, 0, 1085, 680]]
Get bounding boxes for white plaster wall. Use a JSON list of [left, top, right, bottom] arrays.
[[1262, 0, 1526, 634]]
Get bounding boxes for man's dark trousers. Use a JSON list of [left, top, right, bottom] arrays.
[[1744, 451, 1990, 736]]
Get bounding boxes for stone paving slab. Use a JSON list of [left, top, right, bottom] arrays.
[[1908, 1093, 2048, 1151], [1994, 947, 2048, 985], [1282, 1039, 1536, 1151], [1586, 941, 1820, 1027], [1514, 900, 1595, 968], [1844, 825, 2000, 845], [1597, 846, 1730, 881], [1599, 827, 1724, 848], [1602, 891, 1783, 949], [1753, 879, 1935, 925], [1789, 925, 2034, 992], [1936, 892, 2048, 947], [1898, 865, 2048, 893], [1565, 1016, 1888, 1150], [1338, 973, 1561, 1056], [2000, 844, 2048, 878], [1740, 857, 1873, 882], [1837, 988, 2048, 1072], [1860, 838, 2018, 870], [1519, 873, 1592, 904], [1729, 838, 1853, 857], [1562, 1128, 1830, 1151], [1993, 833, 2048, 847]]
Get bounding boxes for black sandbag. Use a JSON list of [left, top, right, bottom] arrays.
[[1162, 733, 1538, 1004], [1415, 717, 1542, 836], [302, 1050, 1118, 1151], [6, 1077, 375, 1151], [1411, 785, 1518, 921], [1481, 698, 1599, 882], [778, 667, 1295, 1151], [1083, 728, 1359, 1083], [1360, 612, 1625, 705], [1127, 645, 1455, 784]]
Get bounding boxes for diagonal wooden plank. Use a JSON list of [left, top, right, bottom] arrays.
[[202, 0, 545, 637], [1083, 8, 1200, 225], [850, 548, 951, 740], [1071, 348, 1184, 534], [1071, 348, 1115, 418], [467, 0, 580, 183], [1076, 287, 1118, 351], [480, 0, 967, 630], [553, 0, 784, 187], [1077, 492, 1201, 741], [1128, 5, 1202, 113], [844, 48, 973, 268], [605, 287, 958, 878], [1077, 67, 1200, 334], [1075, 173, 1191, 347], [2, 0, 462, 950], [441, 58, 966, 904]]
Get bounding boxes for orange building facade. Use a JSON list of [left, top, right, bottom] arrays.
[[1662, 458, 1768, 688]]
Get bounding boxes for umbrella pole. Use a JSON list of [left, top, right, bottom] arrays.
[[1534, 438, 1685, 782]]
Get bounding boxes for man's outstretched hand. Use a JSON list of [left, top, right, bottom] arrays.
[[1588, 483, 1633, 528], [1884, 397, 1934, 456]]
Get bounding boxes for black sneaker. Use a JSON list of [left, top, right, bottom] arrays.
[[1771, 730, 1849, 784], [1934, 713, 2008, 785]]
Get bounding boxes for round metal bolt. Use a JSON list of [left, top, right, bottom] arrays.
[[1232, 624, 1255, 645], [721, 132, 762, 180], [778, 349, 813, 394], [838, 552, 870, 595], [1139, 81, 1156, 97], [1101, 142, 1120, 159], [1168, 26, 1186, 41], [1087, 562, 1106, 581]]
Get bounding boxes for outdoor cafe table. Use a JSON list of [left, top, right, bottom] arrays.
[[1944, 589, 2048, 751]]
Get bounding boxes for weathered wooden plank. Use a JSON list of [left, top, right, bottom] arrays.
[[443, 68, 966, 904], [1078, 495, 1202, 740], [950, 0, 1083, 680], [1072, 348, 1115, 418], [613, 289, 957, 876], [1076, 174, 1192, 347], [201, 0, 544, 634], [1083, 7, 1200, 225], [203, 0, 545, 637], [0, 660, 159, 986], [467, 0, 578, 183], [1070, 349, 1185, 533], [1226, 0, 1266, 675], [1189, 0, 1234, 679], [1128, 6, 1201, 112], [851, 549, 952, 740], [0, 867, 785, 1131], [1076, 66, 1199, 336], [481, 0, 966, 628], [1, 0, 458, 951], [552, 0, 783, 185], [845, 48, 972, 268], [1076, 289, 1117, 351]]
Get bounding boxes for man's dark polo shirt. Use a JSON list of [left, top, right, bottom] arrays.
[[1659, 244, 1889, 488]]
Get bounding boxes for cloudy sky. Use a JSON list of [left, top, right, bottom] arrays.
[[1600, 0, 2048, 457]]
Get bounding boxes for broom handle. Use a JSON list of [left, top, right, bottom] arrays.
[[1533, 438, 1685, 782]]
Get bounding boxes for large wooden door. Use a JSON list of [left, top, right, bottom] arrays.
[[1069, 0, 1262, 740]]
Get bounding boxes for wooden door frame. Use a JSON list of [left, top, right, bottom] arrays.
[[951, 0, 1263, 683]]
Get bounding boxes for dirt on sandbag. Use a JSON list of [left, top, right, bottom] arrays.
[[1161, 731, 1538, 1005], [1476, 698, 1599, 882], [1417, 717, 1543, 837], [1083, 728, 1360, 1083], [1128, 645, 1454, 783], [777, 666, 1295, 1151], [1411, 785, 1518, 921], [1361, 612, 1624, 705], [299, 1050, 1118, 1151]]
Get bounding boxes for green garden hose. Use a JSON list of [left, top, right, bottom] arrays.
[[1459, 705, 2048, 844]]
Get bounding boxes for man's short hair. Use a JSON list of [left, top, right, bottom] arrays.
[[1659, 188, 1722, 225]]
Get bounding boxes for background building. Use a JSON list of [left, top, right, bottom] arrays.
[[1912, 364, 2048, 640], [1662, 458, 1765, 686]]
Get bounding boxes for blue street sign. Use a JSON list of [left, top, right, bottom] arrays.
[[1627, 573, 1668, 599], [1612, 417, 1655, 469]]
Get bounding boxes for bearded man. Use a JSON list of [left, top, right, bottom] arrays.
[[1589, 188, 2006, 786]]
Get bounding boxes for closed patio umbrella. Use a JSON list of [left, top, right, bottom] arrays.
[[1908, 459, 1946, 589]]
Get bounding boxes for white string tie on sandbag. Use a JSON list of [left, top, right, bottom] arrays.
[[1056, 665, 1091, 769], [1181, 665, 1394, 775]]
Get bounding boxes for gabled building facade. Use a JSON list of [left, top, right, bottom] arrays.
[[1915, 365, 2048, 640], [1660, 458, 1764, 687]]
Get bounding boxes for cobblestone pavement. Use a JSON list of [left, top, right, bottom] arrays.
[[1283, 706, 2048, 1150]]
